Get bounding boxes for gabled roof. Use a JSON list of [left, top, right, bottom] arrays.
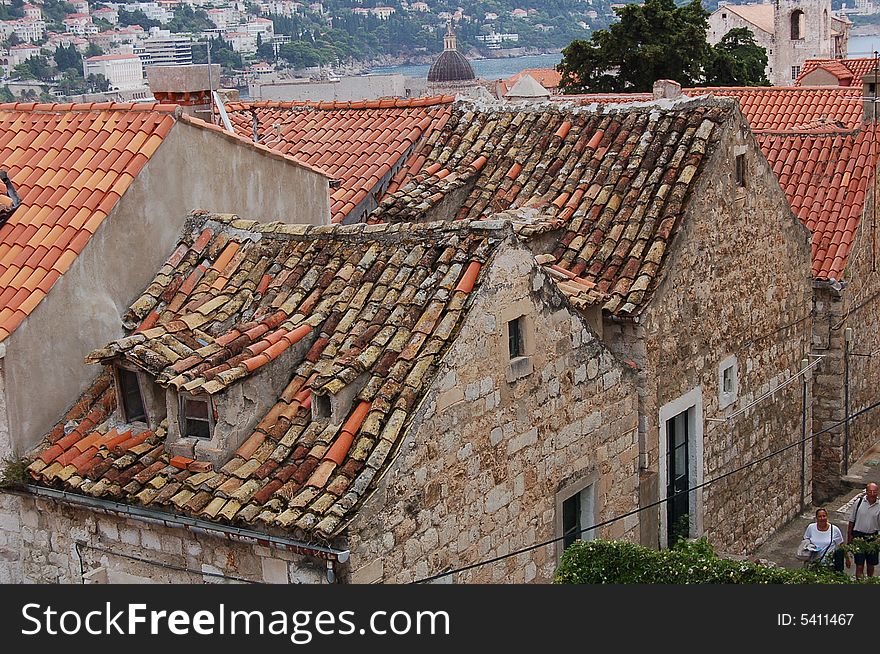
[[498, 67, 561, 96], [373, 98, 733, 315], [718, 3, 774, 34], [506, 74, 551, 99], [563, 87, 871, 280], [0, 101, 328, 343], [796, 58, 878, 86], [568, 87, 864, 131], [28, 213, 506, 539], [223, 97, 455, 224]]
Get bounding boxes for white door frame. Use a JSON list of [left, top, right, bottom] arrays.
[[658, 386, 704, 549]]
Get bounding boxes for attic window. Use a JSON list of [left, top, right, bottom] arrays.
[[735, 154, 746, 187], [117, 367, 146, 423], [315, 393, 331, 419], [180, 395, 212, 440]]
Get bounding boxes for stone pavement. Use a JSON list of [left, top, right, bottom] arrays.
[[751, 442, 880, 575]]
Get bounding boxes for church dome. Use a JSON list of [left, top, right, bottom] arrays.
[[428, 21, 476, 83], [428, 50, 476, 82]]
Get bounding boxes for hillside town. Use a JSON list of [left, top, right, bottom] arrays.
[[0, 0, 879, 586]]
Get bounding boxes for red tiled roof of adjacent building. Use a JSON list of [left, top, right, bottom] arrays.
[[562, 87, 873, 280], [374, 99, 733, 315], [497, 67, 562, 96], [759, 128, 877, 280], [224, 97, 456, 224], [28, 212, 506, 539], [0, 102, 179, 342], [0, 101, 329, 344], [796, 58, 878, 86], [567, 87, 865, 131]]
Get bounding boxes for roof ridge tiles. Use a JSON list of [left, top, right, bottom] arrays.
[[225, 96, 456, 113], [0, 102, 179, 114]]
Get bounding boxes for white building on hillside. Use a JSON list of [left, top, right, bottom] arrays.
[[84, 54, 145, 90]]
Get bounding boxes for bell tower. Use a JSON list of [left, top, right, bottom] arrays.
[[772, 0, 834, 85]]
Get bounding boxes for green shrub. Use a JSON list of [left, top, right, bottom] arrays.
[[554, 538, 874, 584], [0, 455, 28, 489]]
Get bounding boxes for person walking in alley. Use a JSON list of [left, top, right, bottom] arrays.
[[803, 508, 845, 571], [847, 482, 880, 579]]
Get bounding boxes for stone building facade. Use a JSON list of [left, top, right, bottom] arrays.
[[708, 0, 849, 86], [5, 214, 639, 584]]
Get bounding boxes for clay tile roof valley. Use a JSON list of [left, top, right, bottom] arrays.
[[223, 96, 455, 224], [28, 212, 506, 539], [371, 99, 733, 315], [0, 102, 179, 342]]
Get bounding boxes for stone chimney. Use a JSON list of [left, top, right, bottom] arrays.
[[653, 79, 682, 100], [147, 64, 222, 120], [862, 69, 880, 123]]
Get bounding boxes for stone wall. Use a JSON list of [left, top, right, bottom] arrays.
[[813, 195, 880, 499], [811, 283, 847, 502], [607, 112, 814, 554], [346, 239, 640, 583], [0, 493, 328, 584]]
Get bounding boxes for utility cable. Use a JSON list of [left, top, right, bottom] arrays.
[[412, 394, 880, 584], [75, 540, 258, 584]]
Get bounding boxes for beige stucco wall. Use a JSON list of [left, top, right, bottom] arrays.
[[2, 119, 331, 458], [604, 110, 814, 554], [799, 68, 843, 87], [345, 239, 640, 584]]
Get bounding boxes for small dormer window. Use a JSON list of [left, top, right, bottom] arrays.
[[315, 393, 332, 419], [180, 395, 212, 439], [118, 366, 146, 423]]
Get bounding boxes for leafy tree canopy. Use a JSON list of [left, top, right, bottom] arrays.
[[557, 0, 768, 93], [118, 9, 161, 31], [54, 44, 80, 72], [705, 27, 769, 86]]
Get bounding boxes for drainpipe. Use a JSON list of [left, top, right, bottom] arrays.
[[801, 356, 808, 511], [844, 327, 853, 474]]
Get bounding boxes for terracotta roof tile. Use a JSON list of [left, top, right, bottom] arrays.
[[0, 103, 178, 341], [796, 58, 878, 86], [30, 213, 505, 539], [223, 97, 455, 223], [372, 99, 731, 314], [562, 87, 871, 280]]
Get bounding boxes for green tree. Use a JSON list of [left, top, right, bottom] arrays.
[[705, 28, 769, 86], [14, 55, 53, 82], [557, 0, 711, 93], [86, 43, 104, 58], [118, 9, 161, 30], [54, 44, 80, 72]]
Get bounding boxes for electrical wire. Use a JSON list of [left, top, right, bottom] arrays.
[[412, 393, 880, 584], [75, 540, 258, 584], [705, 354, 824, 423]]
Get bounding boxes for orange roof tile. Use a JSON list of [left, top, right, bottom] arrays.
[[0, 102, 178, 341], [563, 87, 872, 279], [223, 97, 455, 223], [497, 67, 562, 96], [796, 58, 878, 86], [566, 87, 864, 131]]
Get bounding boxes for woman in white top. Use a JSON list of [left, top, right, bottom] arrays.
[[803, 508, 844, 571]]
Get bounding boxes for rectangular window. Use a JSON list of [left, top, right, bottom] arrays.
[[508, 316, 523, 359], [562, 484, 595, 550], [118, 367, 146, 423], [722, 366, 734, 394], [735, 153, 746, 188], [791, 65, 801, 80], [181, 395, 212, 439]]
